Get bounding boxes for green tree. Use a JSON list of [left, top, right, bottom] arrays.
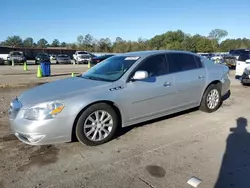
[[2, 35, 23, 47], [60, 42, 67, 47], [51, 39, 60, 47], [84, 34, 94, 51], [84, 34, 93, 45], [23, 37, 34, 47], [37, 38, 48, 48], [98, 38, 112, 52], [115, 37, 123, 43], [149, 34, 166, 50], [209, 29, 228, 43], [77, 35, 84, 48]]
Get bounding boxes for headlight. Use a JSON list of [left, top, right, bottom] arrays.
[[23, 101, 65, 121], [244, 68, 250, 75]]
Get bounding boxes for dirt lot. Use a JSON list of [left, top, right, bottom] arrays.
[[1, 66, 250, 188]]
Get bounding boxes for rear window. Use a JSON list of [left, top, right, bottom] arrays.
[[238, 54, 250, 62]]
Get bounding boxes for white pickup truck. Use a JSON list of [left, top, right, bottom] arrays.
[[73, 51, 95, 64]]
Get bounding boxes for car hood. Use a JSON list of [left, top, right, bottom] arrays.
[[18, 77, 112, 107]]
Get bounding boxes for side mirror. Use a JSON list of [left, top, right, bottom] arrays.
[[132, 71, 148, 81]]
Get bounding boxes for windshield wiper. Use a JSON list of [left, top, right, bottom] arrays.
[[82, 76, 111, 82]]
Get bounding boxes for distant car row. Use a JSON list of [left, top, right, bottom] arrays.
[[3, 50, 115, 65], [34, 52, 115, 65], [199, 49, 250, 70]]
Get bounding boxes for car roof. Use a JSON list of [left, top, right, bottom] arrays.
[[121, 50, 196, 58]]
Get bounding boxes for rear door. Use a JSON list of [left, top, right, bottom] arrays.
[[166, 53, 206, 109]]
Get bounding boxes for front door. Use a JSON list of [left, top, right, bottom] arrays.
[[121, 54, 176, 122]]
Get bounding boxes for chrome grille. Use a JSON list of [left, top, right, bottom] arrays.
[[9, 98, 22, 120]]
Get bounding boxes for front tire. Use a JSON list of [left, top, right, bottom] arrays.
[[76, 103, 118, 146], [199, 84, 222, 113]]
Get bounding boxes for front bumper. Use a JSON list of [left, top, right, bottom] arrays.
[[77, 59, 90, 64], [57, 60, 71, 64], [9, 110, 75, 145], [241, 74, 250, 84]]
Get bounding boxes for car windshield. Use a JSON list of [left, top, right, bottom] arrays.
[[81, 56, 140, 82], [38, 54, 48, 57], [10, 52, 22, 56], [78, 52, 88, 55], [58, 54, 68, 57]]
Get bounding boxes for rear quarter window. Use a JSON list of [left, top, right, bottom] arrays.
[[193, 55, 203, 68]]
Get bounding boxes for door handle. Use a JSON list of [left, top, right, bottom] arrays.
[[164, 82, 172, 87], [198, 75, 205, 79]]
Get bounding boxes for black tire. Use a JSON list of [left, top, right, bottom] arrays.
[[56, 61, 59, 64], [199, 84, 222, 113], [76, 103, 118, 146]]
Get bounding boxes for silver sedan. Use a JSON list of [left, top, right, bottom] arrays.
[[56, 54, 71, 64], [9, 50, 231, 146]]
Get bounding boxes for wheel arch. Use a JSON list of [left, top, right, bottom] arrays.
[[71, 100, 122, 141], [200, 80, 222, 104]]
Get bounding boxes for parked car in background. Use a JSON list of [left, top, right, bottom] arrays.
[[90, 54, 114, 66], [229, 49, 249, 60], [9, 50, 230, 146], [56, 54, 71, 64], [235, 53, 250, 79], [0, 57, 4, 65], [50, 54, 57, 60], [73, 51, 96, 64], [241, 63, 250, 85], [223, 54, 237, 69], [199, 53, 212, 60], [211, 53, 223, 61], [7, 51, 26, 65], [35, 53, 51, 64], [75, 54, 92, 64]]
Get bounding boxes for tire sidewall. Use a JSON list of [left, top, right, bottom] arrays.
[[202, 84, 222, 113], [76, 103, 118, 146]]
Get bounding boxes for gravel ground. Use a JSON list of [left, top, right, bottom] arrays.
[[1, 68, 250, 188]]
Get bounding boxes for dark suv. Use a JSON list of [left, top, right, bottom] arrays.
[[35, 53, 51, 64], [229, 49, 250, 59]]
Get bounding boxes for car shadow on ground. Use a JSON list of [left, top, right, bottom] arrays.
[[214, 117, 250, 188]]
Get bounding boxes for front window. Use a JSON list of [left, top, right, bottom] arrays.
[[82, 56, 140, 81]]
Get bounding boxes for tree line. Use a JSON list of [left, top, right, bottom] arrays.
[[1, 29, 250, 53]]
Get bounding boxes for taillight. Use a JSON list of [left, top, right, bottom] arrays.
[[96, 60, 100, 63]]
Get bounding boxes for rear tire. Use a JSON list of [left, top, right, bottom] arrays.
[[76, 103, 118, 146], [199, 84, 222, 113]]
